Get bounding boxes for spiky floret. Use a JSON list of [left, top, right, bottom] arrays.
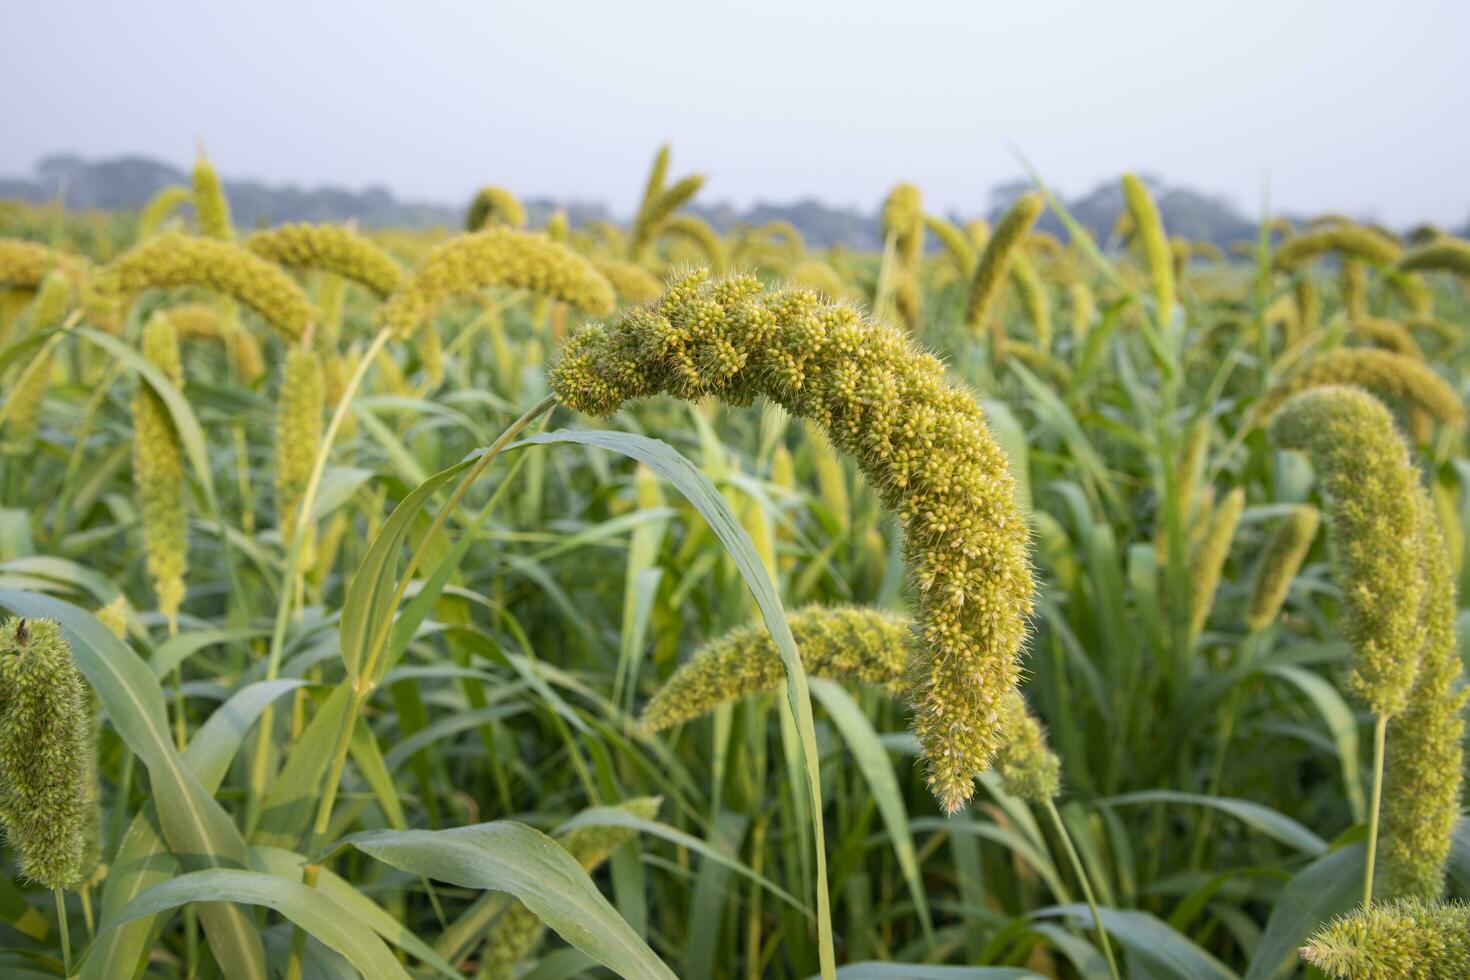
[[132, 314, 188, 628], [0, 618, 94, 889], [639, 605, 910, 731], [376, 228, 615, 339], [1302, 899, 1470, 979], [1270, 387, 1428, 717], [480, 797, 661, 980], [630, 172, 704, 259], [464, 186, 527, 232], [245, 224, 403, 298], [659, 214, 727, 270], [86, 234, 316, 339], [1120, 174, 1175, 317], [136, 184, 192, 240], [1259, 348, 1465, 431], [1274, 224, 1402, 271], [993, 690, 1061, 804], [1379, 497, 1465, 900], [552, 271, 1034, 812], [1188, 486, 1244, 641], [1349, 317, 1422, 359], [275, 346, 324, 559], [191, 154, 234, 241], [0, 239, 87, 291], [1396, 238, 1470, 279], [925, 215, 977, 276], [1244, 505, 1320, 631], [590, 258, 664, 304], [964, 192, 1044, 338]]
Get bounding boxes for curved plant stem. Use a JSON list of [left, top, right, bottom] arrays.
[[1363, 713, 1388, 906], [1044, 799, 1121, 980]]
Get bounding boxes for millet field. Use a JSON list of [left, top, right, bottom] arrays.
[[0, 145, 1466, 979]]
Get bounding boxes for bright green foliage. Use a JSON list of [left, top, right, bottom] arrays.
[[376, 228, 615, 338], [552, 271, 1034, 812], [464, 186, 528, 231], [1303, 899, 1470, 979], [86, 233, 316, 339], [1379, 496, 1465, 900], [132, 313, 188, 629], [1121, 173, 1175, 318], [965, 192, 1044, 338], [245, 223, 403, 298], [1244, 505, 1320, 630], [480, 797, 661, 980], [639, 605, 910, 731], [0, 618, 94, 889], [1270, 387, 1427, 717]]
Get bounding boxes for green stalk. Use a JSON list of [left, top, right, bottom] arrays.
[[1044, 799, 1120, 980], [1363, 714, 1388, 906]]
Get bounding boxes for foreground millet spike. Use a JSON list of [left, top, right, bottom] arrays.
[[1270, 387, 1428, 718], [1379, 496, 1465, 900], [639, 605, 910, 731], [191, 153, 234, 241], [245, 224, 403, 298], [376, 228, 615, 339], [1244, 505, 1319, 631], [1396, 237, 1470, 279], [1258, 348, 1466, 432], [1302, 899, 1470, 979], [1273, 224, 1402, 271], [275, 347, 325, 558], [0, 618, 94, 889], [590, 258, 663, 304], [1121, 173, 1175, 318], [132, 314, 189, 628], [965, 192, 1044, 339], [464, 186, 528, 232], [86, 234, 316, 339], [480, 797, 661, 980], [553, 271, 1035, 812]]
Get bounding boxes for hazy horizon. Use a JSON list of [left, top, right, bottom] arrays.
[[6, 0, 1468, 226]]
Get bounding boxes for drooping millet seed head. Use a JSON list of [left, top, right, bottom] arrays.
[[464, 186, 528, 232], [0, 617, 95, 889], [245, 223, 403, 298], [552, 271, 1035, 812], [1270, 386, 1428, 718], [275, 346, 325, 559], [1302, 899, 1470, 979], [132, 313, 189, 628], [1244, 505, 1320, 631], [1259, 348, 1466, 435]]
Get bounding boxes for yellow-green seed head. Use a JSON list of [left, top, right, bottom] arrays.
[[1121, 173, 1175, 318], [1302, 899, 1470, 979], [1244, 505, 1320, 631], [965, 192, 1044, 338], [0, 240, 88, 293], [545, 209, 570, 243], [591, 258, 664, 305], [1270, 386, 1428, 717], [377, 228, 615, 339], [132, 314, 188, 628], [639, 605, 911, 731], [464, 186, 527, 232], [275, 347, 325, 560], [0, 618, 94, 889], [245, 224, 403, 298], [882, 184, 925, 272], [136, 184, 191, 241], [993, 691, 1060, 804], [660, 214, 727, 271], [86, 234, 316, 340], [1294, 277, 1320, 333], [1188, 486, 1244, 641], [1259, 348, 1465, 433], [95, 598, 129, 641], [1348, 317, 1422, 360], [925, 215, 977, 277], [1008, 253, 1052, 350], [1068, 281, 1095, 338], [1342, 259, 1369, 320], [552, 271, 1035, 812], [1396, 238, 1470, 280], [630, 173, 704, 259], [1379, 495, 1465, 900], [789, 261, 845, 300], [1274, 224, 1401, 271], [191, 154, 234, 241]]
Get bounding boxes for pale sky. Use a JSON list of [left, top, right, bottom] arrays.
[[6, 0, 1468, 225]]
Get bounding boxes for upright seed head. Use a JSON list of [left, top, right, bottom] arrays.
[[1302, 899, 1470, 979], [1244, 505, 1320, 631], [191, 153, 234, 241], [0, 618, 95, 889], [630, 173, 704, 259], [275, 346, 325, 562], [552, 271, 1034, 812], [132, 313, 188, 629], [924, 214, 977, 277], [1270, 386, 1428, 717], [136, 184, 191, 241], [1121, 173, 1175, 318], [1188, 486, 1244, 641], [659, 214, 727, 271], [964, 192, 1044, 339]]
